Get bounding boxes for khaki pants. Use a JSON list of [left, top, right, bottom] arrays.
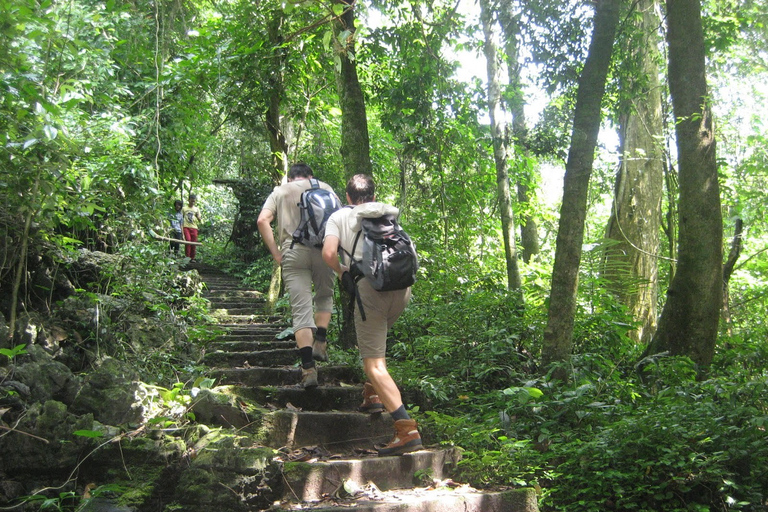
[[354, 278, 411, 359], [281, 243, 334, 332]]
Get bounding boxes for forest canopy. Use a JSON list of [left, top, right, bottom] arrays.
[[2, 0, 768, 510]]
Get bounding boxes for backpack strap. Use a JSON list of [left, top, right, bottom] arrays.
[[340, 228, 367, 321]]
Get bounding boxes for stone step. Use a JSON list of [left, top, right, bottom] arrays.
[[216, 333, 284, 343], [261, 410, 393, 451], [208, 299, 267, 309], [211, 307, 267, 316], [273, 486, 539, 512], [204, 289, 264, 299], [203, 348, 298, 367], [220, 324, 287, 334], [237, 384, 364, 412], [210, 340, 295, 352], [216, 314, 283, 324], [281, 448, 460, 502], [210, 365, 361, 387]]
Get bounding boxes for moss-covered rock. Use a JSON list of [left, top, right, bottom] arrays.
[[70, 357, 143, 426]]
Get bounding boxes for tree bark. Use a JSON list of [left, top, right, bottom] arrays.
[[334, 0, 373, 178], [332, 0, 372, 349], [603, 0, 664, 344], [645, 0, 722, 367], [498, 3, 540, 264], [542, 0, 621, 373], [480, 0, 523, 293]]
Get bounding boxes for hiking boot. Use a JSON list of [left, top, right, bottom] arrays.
[[376, 419, 422, 456], [312, 339, 328, 362], [301, 366, 318, 389], [358, 382, 385, 414]]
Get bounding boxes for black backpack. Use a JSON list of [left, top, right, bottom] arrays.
[[342, 213, 418, 320], [291, 178, 341, 248]]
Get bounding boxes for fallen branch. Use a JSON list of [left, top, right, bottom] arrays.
[[149, 230, 202, 246]]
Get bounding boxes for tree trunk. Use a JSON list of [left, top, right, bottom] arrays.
[[721, 217, 743, 335], [332, 0, 372, 349], [646, 0, 722, 367], [603, 0, 664, 345], [265, 14, 289, 178], [542, 0, 621, 373], [480, 0, 523, 293], [498, 3, 540, 264], [334, 0, 373, 178]]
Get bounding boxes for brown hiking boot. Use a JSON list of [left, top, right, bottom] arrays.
[[312, 339, 328, 362], [358, 382, 385, 414], [376, 419, 423, 456], [301, 366, 318, 389]]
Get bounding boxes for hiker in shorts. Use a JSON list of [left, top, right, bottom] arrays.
[[322, 174, 423, 456], [257, 163, 339, 389]]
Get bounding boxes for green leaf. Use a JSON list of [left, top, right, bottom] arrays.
[[73, 429, 104, 438]]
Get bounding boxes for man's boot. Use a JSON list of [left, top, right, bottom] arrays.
[[376, 419, 422, 456], [358, 382, 385, 414], [312, 339, 328, 362], [301, 365, 318, 389]]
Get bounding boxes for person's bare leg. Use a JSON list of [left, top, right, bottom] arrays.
[[362, 357, 402, 412], [315, 311, 331, 331], [295, 327, 313, 349]]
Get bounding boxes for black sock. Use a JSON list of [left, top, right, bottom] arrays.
[[390, 404, 410, 421], [316, 327, 327, 342], [299, 347, 314, 368]]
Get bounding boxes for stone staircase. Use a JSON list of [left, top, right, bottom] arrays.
[[191, 264, 539, 512]]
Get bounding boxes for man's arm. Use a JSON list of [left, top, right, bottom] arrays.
[[322, 235, 343, 275], [257, 208, 282, 264]]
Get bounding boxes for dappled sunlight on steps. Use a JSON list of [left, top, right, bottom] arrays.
[[189, 262, 539, 512]]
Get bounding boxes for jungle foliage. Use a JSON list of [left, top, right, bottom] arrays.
[[2, 0, 768, 510]]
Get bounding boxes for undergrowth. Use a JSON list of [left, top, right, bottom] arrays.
[[389, 286, 768, 512]]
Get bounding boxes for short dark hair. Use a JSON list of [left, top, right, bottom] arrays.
[[174, 200, 183, 207], [288, 163, 313, 181], [189, 193, 197, 200], [346, 174, 375, 205]]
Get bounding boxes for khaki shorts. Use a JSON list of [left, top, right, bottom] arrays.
[[281, 244, 335, 332], [354, 278, 411, 359]]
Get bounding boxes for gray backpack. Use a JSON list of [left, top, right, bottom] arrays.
[[342, 213, 418, 320], [291, 179, 340, 248]]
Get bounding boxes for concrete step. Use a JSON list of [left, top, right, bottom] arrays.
[[211, 307, 268, 316], [237, 383, 365, 412], [215, 314, 283, 324], [272, 486, 539, 512], [220, 323, 287, 334], [204, 348, 298, 368], [215, 333, 284, 343], [204, 289, 264, 299], [281, 448, 460, 502], [261, 410, 393, 451], [210, 340, 296, 352], [210, 365, 361, 387], [208, 300, 267, 310]]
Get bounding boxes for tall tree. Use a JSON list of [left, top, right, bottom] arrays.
[[333, 0, 373, 178], [542, 0, 621, 373], [332, 0, 373, 348], [645, 0, 722, 366], [603, 0, 664, 344], [497, 2, 540, 264], [480, 0, 523, 293]]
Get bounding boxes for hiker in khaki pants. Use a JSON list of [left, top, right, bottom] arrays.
[[322, 174, 422, 456], [257, 163, 338, 389]]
